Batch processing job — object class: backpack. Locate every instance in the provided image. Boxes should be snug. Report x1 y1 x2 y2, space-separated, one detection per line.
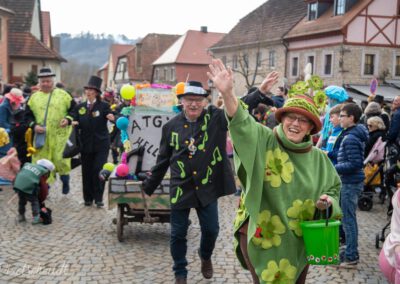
364 136 386 164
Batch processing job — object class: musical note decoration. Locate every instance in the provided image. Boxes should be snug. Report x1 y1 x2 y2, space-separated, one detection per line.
170 132 179 150
201 114 210 131
201 166 213 184
177 161 186 178
211 147 223 165
198 132 208 150
188 137 197 155
171 187 183 204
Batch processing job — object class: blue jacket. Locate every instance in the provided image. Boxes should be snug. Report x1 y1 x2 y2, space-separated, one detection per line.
335 124 369 184
0 98 13 130
324 125 343 165
271 95 285 108
387 108 400 144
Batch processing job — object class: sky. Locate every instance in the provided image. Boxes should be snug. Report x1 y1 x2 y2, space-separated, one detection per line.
40 0 268 38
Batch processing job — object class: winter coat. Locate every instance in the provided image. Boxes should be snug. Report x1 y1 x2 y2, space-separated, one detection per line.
387 108 400 144
365 129 386 158
335 124 369 184
272 95 285 108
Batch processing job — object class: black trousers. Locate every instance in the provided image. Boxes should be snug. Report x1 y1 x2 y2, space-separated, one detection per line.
81 150 109 203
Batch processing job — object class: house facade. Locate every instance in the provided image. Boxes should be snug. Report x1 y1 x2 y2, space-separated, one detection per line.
0 5 14 86
285 0 400 101
104 44 134 89
153 27 225 99
114 33 180 87
210 0 400 101
0 0 66 85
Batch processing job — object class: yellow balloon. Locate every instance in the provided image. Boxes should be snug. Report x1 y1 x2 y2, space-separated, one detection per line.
103 162 116 172
121 85 136 100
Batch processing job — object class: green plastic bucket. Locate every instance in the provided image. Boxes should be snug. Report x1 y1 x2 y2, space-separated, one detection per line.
300 219 341 265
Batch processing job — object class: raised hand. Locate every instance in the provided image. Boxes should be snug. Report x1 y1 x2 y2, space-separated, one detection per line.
259 71 279 94
207 59 234 96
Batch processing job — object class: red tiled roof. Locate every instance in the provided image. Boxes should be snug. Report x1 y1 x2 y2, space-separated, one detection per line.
211 0 307 49
285 0 373 39
9 32 66 62
125 33 180 81
0 0 34 32
176 30 225 64
41 11 52 48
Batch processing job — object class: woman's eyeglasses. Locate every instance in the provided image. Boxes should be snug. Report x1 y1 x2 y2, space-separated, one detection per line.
284 113 311 125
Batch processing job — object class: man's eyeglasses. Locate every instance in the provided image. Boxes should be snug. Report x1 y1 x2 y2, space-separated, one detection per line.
183 97 205 104
284 113 311 125
339 114 349 118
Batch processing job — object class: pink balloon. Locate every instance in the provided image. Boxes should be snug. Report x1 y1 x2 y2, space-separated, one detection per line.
116 164 129 177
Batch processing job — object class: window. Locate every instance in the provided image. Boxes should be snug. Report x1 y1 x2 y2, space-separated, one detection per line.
170 67 175 81
256 52 262 67
335 0 346 15
232 55 238 70
308 3 318 20
154 69 159 81
395 56 400 77
164 68 168 80
364 54 375 75
291 57 299 77
269 50 275 68
32 65 38 74
307 56 315 74
324 54 333 75
221 56 227 66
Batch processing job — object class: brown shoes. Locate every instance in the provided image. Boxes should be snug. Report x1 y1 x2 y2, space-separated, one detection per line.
175 276 187 284
198 250 213 279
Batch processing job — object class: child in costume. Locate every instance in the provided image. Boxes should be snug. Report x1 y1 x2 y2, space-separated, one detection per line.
14 159 54 224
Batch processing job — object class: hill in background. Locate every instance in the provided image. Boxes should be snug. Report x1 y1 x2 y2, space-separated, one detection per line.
57 32 138 92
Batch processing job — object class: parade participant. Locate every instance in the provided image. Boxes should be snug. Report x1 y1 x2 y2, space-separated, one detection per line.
142 78 276 284
25 67 76 194
207 58 341 284
72 76 114 207
316 85 348 148
14 159 54 224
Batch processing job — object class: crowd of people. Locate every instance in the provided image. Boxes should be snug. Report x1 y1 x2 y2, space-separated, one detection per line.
1 62 400 283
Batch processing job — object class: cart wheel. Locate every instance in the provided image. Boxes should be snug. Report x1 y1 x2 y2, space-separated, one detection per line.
358 197 373 211
376 233 380 249
117 204 125 242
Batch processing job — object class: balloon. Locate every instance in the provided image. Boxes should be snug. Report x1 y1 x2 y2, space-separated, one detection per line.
175 82 185 96
121 84 135 100
116 164 129 177
103 162 115 172
116 117 129 130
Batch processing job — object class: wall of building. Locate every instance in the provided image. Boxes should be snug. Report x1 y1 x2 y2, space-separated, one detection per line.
286 44 400 87
0 15 9 83
11 59 61 82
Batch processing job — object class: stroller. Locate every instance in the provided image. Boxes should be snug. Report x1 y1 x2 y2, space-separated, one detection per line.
375 143 400 248
358 136 387 211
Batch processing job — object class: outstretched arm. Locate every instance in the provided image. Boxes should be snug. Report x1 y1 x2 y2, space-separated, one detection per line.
207 59 238 117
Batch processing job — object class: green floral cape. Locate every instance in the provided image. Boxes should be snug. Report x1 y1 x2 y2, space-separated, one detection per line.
228 104 341 283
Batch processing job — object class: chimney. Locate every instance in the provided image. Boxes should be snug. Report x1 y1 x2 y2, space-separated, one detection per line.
200 26 208 33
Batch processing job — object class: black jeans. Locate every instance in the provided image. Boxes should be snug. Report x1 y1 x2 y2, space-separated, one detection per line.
18 191 39 217
170 200 219 278
81 150 109 203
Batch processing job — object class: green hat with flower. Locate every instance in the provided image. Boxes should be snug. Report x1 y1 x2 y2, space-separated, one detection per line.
275 64 327 135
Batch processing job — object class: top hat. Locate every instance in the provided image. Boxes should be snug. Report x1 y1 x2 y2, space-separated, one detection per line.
84 75 102 93
175 81 208 98
37 67 56 78
373 94 384 104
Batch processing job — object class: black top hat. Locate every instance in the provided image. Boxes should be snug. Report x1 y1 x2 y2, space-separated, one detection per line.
37 67 56 78
84 75 102 93
373 94 384 104
177 81 208 98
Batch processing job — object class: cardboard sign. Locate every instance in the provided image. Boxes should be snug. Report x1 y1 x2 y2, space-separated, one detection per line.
128 111 176 171
136 88 176 108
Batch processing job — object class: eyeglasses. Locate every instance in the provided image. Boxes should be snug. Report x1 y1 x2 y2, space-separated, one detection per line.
284 113 311 125
339 114 349 118
183 97 205 104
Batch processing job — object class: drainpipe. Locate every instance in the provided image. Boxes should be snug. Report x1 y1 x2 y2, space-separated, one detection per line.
281 39 289 85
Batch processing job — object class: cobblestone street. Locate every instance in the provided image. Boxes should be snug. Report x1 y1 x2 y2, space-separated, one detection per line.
0 167 391 283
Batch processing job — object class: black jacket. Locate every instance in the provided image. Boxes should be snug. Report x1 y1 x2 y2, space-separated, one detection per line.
72 100 112 153
143 90 273 209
